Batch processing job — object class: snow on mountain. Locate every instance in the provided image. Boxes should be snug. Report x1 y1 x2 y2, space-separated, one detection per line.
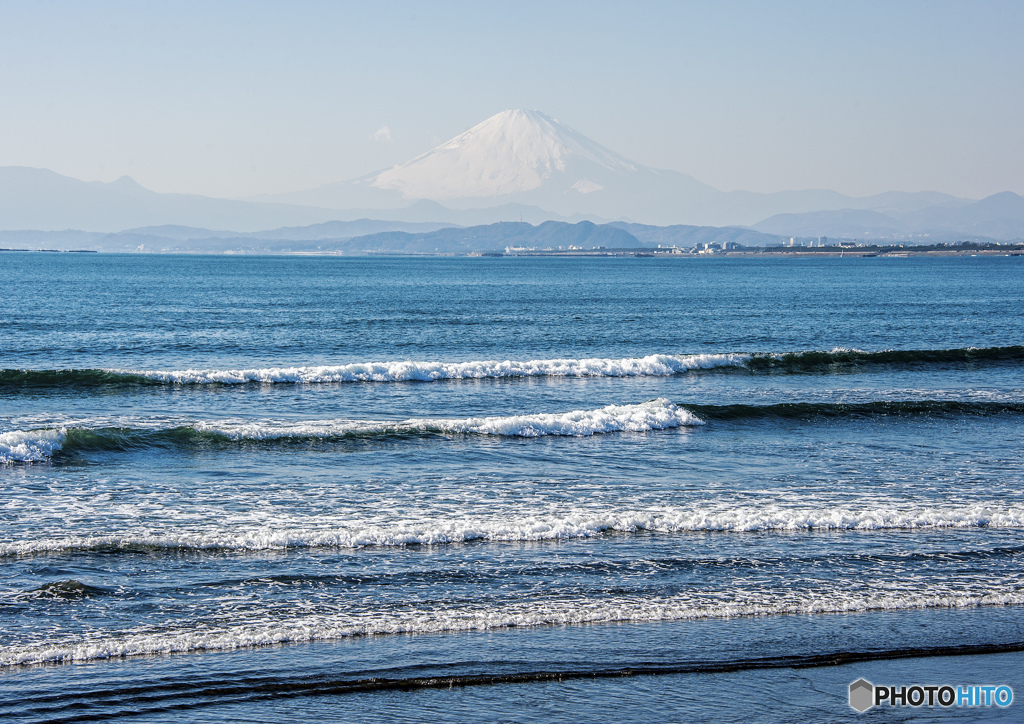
369 109 639 200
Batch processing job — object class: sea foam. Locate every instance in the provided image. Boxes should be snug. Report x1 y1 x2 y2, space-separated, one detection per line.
125 353 750 384
4 503 1022 556
110 345 1024 384
5 345 1021 389
201 398 700 439
4 587 1023 667
0 399 701 463
0 429 65 463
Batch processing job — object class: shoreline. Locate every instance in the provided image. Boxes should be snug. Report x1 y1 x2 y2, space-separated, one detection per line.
2 246 1022 258
500 248 1024 258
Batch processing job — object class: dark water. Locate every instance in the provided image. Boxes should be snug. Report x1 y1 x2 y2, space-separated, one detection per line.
1 253 1022 721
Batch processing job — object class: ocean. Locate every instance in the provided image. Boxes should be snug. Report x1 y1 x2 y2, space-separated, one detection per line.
1 252 1022 722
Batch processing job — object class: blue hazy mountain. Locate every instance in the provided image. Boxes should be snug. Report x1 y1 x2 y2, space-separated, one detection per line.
337 221 642 253
0 167 344 232
608 222 786 248
754 192 1024 241
1 219 644 254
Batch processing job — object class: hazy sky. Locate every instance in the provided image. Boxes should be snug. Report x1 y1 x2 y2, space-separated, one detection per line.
2 0 1022 200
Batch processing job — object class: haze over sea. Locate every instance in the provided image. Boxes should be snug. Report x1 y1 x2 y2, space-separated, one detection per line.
1 252 1023 721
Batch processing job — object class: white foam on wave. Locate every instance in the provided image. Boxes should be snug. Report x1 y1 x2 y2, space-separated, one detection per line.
203 398 701 439
4 502 1023 556
0 429 64 463
4 587 1023 667
124 353 751 384
0 400 701 465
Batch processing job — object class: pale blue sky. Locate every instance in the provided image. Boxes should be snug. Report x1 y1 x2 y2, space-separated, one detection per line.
1 0 1021 199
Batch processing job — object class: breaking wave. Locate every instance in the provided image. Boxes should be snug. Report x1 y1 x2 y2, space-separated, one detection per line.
4 503 1023 556
0 399 700 462
5 588 1024 667
2 345 1020 389
5 397 1021 464
0 429 65 463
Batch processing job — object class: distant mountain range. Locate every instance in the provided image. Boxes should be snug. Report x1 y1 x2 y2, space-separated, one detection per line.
342 221 641 254
753 191 1024 241
0 167 348 233
1 109 1023 240
0 219 456 253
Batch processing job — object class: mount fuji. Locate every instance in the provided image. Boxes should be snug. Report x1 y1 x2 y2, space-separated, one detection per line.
256 109 965 227
373 109 645 201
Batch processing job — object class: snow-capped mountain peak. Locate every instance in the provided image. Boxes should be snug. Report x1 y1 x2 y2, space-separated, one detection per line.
370 109 638 200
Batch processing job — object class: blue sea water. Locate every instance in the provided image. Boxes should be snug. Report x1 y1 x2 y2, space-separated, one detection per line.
1 253 1023 721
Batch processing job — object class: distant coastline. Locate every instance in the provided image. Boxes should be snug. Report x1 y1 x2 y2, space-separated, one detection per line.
497 242 1024 258
0 248 97 253
2 243 1022 258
